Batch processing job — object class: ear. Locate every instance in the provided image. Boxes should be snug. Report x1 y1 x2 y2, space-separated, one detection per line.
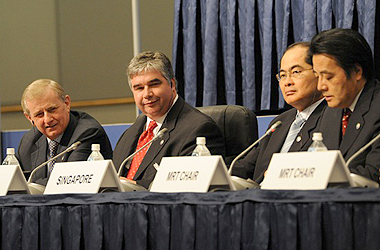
355 65 363 81
171 78 176 90
24 112 35 126
64 95 71 111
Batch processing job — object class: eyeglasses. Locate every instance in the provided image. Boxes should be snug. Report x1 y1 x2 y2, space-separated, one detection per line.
276 68 314 82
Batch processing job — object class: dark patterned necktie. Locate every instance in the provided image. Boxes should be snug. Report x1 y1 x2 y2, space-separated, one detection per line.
127 121 158 179
342 109 352 137
48 140 59 175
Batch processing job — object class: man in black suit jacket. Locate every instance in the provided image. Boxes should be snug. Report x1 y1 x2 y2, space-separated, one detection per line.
113 51 225 188
231 42 325 182
310 28 380 182
17 79 113 185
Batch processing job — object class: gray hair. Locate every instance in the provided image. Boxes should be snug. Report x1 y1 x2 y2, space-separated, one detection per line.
21 79 66 115
126 51 177 89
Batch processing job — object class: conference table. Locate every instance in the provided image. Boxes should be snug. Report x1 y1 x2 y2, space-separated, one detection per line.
1 188 380 250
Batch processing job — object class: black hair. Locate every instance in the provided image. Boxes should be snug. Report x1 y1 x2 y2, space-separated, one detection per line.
285 41 312 65
309 28 374 81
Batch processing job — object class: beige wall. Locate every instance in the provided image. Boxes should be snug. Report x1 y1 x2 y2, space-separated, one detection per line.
0 0 174 130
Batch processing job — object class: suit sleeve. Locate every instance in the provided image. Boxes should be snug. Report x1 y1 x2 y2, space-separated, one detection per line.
176 119 225 157
350 133 380 182
230 146 259 179
66 127 113 162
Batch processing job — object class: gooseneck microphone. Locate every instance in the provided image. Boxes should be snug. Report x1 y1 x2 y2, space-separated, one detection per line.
117 128 168 176
228 121 282 175
27 141 81 183
346 132 380 167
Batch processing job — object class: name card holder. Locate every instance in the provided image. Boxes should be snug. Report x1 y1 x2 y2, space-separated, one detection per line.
44 160 123 194
0 165 31 195
261 150 354 190
150 155 235 192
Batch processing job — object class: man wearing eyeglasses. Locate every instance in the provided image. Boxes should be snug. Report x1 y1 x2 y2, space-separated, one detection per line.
231 42 325 182
310 28 380 183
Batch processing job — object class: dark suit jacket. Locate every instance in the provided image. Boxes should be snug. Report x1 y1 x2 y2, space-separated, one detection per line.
112 96 226 188
16 110 113 185
318 79 380 182
231 100 327 182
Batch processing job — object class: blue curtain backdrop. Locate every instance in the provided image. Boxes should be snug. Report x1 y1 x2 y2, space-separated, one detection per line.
172 0 380 113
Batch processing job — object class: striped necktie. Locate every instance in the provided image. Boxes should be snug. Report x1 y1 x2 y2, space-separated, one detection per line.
280 114 305 153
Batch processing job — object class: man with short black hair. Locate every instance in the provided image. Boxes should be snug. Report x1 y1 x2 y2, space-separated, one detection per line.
232 42 325 182
310 28 380 183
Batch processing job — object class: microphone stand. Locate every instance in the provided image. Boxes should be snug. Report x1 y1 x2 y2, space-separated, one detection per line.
228 121 282 174
345 132 380 188
228 121 282 190
118 128 168 192
27 141 81 194
117 128 168 176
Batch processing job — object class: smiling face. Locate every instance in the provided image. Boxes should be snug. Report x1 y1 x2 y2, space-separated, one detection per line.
278 46 321 111
313 54 365 108
24 87 71 140
131 69 177 120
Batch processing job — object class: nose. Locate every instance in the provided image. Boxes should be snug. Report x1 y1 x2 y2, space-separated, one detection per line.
44 111 54 124
283 75 294 87
317 77 327 92
143 86 153 98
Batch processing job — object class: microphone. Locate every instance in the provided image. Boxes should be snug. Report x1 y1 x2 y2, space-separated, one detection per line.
117 128 168 176
346 132 380 167
27 141 81 184
228 121 282 175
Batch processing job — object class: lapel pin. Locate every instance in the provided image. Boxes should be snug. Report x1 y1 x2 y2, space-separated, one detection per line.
153 163 160 170
160 139 164 145
356 123 361 130
296 136 301 142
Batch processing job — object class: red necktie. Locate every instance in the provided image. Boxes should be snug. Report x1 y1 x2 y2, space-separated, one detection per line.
127 121 158 179
342 109 352 137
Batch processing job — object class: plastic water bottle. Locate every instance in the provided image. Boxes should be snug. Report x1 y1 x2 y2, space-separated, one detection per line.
2 148 21 166
308 132 328 152
87 144 104 161
191 137 211 156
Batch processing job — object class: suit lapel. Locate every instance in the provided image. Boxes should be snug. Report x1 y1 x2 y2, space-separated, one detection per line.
30 136 48 179
133 97 185 179
266 109 296 153
340 83 373 155
291 100 327 151
55 112 77 162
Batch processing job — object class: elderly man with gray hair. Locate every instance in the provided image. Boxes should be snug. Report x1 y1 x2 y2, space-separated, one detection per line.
17 79 113 185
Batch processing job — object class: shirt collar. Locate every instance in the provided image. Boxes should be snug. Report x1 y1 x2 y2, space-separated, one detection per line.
297 98 324 121
347 87 364 112
47 133 63 145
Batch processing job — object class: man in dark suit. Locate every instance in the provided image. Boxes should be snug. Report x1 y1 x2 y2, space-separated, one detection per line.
17 79 113 185
231 42 325 182
113 51 225 189
310 28 380 183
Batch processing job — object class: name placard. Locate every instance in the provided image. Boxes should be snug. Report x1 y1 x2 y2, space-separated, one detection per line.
0 165 30 195
44 160 123 194
150 155 235 192
261 150 353 190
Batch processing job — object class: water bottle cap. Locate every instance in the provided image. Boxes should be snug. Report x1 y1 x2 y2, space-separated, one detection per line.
91 144 100 151
6 148 15 155
196 137 206 145
312 132 323 141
